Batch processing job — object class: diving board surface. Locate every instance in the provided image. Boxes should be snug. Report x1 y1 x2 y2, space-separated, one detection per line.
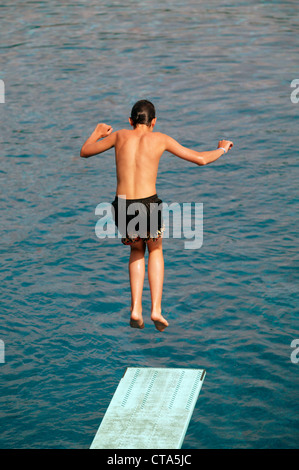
90 367 206 449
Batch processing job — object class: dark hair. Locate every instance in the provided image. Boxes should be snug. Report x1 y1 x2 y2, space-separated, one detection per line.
130 100 156 127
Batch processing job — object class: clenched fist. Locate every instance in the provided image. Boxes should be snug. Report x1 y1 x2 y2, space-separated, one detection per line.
94 123 113 139
218 140 234 153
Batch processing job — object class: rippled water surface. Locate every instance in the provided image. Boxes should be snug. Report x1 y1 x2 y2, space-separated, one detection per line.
1 0 298 449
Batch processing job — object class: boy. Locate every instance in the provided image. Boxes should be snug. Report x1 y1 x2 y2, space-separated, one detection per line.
80 100 233 332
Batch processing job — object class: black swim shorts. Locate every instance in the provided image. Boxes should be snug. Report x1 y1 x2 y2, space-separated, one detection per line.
111 194 165 245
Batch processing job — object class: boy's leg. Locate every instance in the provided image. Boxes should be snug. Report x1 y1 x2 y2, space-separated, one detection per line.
129 239 146 328
147 237 169 331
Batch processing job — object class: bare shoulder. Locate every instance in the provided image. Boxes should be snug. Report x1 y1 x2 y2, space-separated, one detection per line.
153 131 167 138
117 128 131 134
152 131 169 143
152 132 173 152
115 128 133 140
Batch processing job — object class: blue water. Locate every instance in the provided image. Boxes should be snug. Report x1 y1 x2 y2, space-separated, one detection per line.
0 0 298 449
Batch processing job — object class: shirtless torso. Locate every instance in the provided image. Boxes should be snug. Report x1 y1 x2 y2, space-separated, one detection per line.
113 127 165 198
80 120 233 200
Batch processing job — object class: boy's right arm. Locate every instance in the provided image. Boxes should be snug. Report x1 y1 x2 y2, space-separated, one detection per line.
80 123 116 158
164 135 233 166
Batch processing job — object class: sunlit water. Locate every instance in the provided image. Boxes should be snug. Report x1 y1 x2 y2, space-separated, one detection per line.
0 0 298 449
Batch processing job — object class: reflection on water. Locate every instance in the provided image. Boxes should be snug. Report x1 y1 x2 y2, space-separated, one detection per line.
0 0 298 449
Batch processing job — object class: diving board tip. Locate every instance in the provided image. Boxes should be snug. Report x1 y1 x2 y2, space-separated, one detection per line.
90 367 206 449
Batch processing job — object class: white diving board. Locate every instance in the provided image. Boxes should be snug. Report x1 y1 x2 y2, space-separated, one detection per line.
90 367 206 449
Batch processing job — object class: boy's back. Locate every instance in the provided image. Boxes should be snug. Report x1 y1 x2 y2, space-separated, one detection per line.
114 128 165 199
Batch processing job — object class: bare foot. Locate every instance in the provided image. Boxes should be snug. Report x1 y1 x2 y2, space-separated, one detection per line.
130 311 144 329
151 311 169 332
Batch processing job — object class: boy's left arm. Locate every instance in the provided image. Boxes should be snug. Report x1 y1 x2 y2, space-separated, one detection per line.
80 123 116 158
